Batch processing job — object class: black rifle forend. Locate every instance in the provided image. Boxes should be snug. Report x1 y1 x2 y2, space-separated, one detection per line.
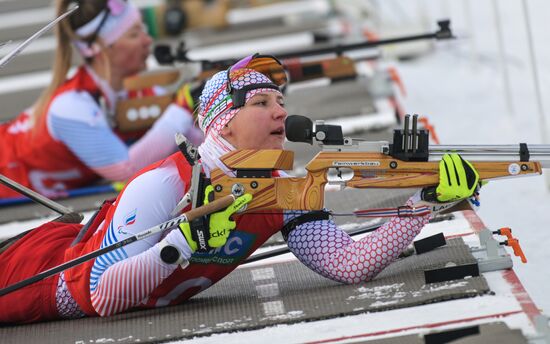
154 19 454 66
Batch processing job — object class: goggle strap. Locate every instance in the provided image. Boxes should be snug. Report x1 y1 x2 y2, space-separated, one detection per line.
230 83 280 109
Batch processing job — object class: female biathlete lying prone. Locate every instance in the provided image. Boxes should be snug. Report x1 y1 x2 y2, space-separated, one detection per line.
0 0 202 199
0 53 480 323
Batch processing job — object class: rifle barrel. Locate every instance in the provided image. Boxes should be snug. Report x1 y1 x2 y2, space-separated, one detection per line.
161 20 453 67
277 33 439 60
428 144 550 167
276 20 453 60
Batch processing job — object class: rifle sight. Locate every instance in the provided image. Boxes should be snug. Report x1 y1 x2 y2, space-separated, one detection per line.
389 114 430 162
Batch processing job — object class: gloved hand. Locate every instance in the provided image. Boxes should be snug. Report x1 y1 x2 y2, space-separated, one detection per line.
173 81 205 146
174 83 195 112
422 153 480 203
179 185 252 252
173 81 204 113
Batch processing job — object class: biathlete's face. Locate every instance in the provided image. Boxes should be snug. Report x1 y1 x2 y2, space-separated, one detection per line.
107 20 152 77
221 92 287 150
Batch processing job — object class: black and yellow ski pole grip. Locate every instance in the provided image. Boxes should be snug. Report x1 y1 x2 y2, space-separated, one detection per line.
0 194 235 298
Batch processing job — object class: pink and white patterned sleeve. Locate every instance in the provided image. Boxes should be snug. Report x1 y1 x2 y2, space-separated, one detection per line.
286 194 430 284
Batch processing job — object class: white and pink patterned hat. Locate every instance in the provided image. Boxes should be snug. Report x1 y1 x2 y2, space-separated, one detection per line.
197 67 282 138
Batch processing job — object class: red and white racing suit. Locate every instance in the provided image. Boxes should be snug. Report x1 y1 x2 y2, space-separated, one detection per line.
0 66 202 198
0 151 428 323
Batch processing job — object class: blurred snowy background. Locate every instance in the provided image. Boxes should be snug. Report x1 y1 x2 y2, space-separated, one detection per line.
386 0 550 315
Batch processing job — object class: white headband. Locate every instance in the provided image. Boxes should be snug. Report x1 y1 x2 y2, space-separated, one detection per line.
72 0 141 57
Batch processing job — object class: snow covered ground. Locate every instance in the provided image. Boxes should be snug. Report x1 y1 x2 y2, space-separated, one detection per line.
392 0 550 315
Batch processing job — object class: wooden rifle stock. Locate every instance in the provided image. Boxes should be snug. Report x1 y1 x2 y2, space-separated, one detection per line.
209 149 544 212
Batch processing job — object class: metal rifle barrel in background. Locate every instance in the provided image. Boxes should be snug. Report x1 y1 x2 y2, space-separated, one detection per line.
156 20 454 66
427 144 550 168
276 19 454 60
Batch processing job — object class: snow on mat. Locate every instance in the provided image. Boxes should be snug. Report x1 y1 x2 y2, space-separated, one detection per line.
0 238 488 344
354 322 527 344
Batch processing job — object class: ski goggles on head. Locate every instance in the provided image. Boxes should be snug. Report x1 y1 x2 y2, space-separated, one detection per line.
198 54 287 133
225 53 287 109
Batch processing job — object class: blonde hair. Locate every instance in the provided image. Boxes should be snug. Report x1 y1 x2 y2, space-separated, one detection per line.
33 0 108 128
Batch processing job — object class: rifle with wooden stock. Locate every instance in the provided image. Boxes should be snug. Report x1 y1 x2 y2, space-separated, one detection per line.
207 114 550 213
115 20 454 133
5 113 545 296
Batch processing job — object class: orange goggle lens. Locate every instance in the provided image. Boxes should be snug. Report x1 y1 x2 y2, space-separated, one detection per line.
229 55 287 87
244 56 287 86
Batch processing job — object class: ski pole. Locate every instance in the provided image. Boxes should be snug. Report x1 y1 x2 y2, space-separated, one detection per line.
0 174 76 217
0 5 80 220
0 4 78 69
0 194 235 297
